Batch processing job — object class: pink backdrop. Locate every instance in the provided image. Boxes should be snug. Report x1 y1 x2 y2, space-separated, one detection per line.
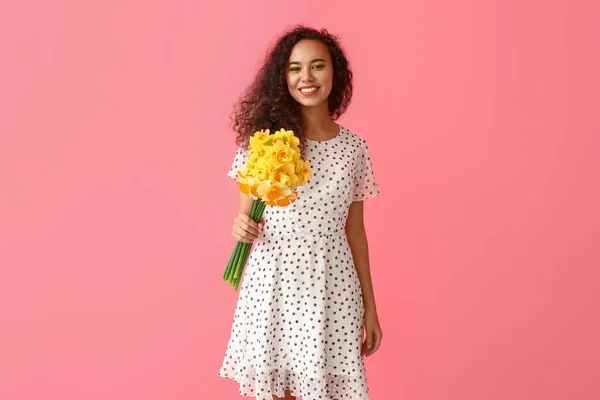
1 0 598 399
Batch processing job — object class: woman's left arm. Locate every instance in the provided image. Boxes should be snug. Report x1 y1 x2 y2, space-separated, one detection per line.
345 200 382 356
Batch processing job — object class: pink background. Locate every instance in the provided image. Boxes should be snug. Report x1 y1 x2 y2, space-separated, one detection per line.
1 0 599 399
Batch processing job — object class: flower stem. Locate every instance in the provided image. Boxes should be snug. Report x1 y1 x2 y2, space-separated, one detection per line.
223 198 267 290
234 242 250 279
225 241 242 283
223 241 238 280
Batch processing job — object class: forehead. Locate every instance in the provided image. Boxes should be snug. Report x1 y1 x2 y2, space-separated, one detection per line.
288 39 331 62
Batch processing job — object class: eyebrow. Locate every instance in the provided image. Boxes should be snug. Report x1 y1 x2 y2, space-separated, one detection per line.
288 58 327 65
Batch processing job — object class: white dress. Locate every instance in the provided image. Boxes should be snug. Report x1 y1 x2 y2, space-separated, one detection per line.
218 125 380 400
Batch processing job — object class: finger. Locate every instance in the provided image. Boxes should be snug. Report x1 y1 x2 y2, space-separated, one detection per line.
367 332 381 357
234 225 259 239
238 223 259 238
237 221 261 239
234 219 259 238
250 216 264 229
232 230 253 243
232 226 257 243
238 213 260 227
372 335 381 354
236 227 258 242
236 216 260 236
362 334 372 356
363 331 374 356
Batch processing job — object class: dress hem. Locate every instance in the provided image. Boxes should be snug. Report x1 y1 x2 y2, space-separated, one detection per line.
217 367 370 400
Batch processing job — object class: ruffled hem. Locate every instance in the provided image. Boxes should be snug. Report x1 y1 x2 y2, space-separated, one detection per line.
218 365 370 400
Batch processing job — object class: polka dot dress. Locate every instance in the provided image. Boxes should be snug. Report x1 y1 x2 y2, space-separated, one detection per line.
218 125 380 400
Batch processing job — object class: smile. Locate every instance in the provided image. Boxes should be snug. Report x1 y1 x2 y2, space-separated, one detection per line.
299 86 320 96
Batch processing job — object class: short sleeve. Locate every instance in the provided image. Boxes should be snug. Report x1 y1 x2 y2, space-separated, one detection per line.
353 140 380 201
226 145 249 180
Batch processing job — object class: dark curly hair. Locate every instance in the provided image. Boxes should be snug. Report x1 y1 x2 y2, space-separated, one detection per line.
230 24 353 154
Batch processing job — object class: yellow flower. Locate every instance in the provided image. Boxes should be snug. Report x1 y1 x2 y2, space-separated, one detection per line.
251 143 267 158
249 129 272 154
279 162 299 186
252 158 272 181
256 181 291 201
271 141 296 166
288 131 300 148
274 172 291 186
272 190 298 206
237 170 263 199
237 174 250 196
236 128 311 202
272 129 289 144
225 128 311 291
244 157 257 176
272 129 300 149
296 160 312 186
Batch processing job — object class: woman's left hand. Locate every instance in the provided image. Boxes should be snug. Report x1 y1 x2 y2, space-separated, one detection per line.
361 308 383 357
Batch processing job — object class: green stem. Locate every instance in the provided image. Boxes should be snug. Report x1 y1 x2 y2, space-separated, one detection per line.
223 241 238 280
224 198 268 290
234 242 250 279
225 241 242 283
249 197 257 218
234 199 266 280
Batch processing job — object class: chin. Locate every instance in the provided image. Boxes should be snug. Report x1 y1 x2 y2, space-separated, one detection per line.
295 96 327 108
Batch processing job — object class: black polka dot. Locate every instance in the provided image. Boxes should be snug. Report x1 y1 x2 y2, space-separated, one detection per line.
218 125 380 399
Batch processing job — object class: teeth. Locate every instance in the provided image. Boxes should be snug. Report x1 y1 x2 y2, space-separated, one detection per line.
301 87 317 93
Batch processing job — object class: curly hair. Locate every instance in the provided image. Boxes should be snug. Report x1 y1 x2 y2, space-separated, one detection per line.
230 24 353 154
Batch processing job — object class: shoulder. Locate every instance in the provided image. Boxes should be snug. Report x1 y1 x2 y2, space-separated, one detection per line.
339 125 369 151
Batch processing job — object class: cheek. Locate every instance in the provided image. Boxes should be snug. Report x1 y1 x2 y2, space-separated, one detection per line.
287 75 300 96
286 73 296 87
324 70 334 87
321 71 334 95
316 69 333 90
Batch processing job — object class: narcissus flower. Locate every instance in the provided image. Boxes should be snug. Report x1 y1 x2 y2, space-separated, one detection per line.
223 128 312 291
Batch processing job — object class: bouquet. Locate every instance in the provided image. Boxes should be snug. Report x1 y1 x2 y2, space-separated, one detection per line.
222 128 312 291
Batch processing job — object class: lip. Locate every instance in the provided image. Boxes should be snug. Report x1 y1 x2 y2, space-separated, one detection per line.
298 86 320 97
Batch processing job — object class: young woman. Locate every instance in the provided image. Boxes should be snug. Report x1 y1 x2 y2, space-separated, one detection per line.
219 25 383 400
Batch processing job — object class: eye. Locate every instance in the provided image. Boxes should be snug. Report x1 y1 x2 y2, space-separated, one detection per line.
312 64 325 69
289 66 301 72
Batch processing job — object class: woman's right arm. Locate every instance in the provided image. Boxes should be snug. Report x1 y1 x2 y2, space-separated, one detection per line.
231 192 264 243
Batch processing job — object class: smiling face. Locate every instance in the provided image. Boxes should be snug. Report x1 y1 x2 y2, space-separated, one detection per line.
286 39 334 109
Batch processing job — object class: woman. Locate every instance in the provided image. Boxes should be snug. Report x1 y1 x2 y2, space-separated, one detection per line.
219 25 383 400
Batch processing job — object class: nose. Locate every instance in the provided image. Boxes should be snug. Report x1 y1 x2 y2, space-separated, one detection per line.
301 67 314 82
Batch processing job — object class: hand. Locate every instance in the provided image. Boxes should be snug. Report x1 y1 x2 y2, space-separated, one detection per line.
361 308 382 357
231 212 264 243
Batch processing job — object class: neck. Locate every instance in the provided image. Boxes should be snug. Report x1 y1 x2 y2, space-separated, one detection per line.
300 102 335 134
